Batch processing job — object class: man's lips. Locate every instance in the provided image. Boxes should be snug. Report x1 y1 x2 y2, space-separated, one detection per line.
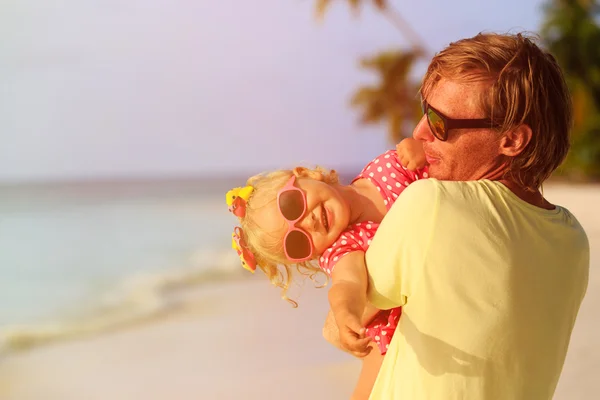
425 153 440 164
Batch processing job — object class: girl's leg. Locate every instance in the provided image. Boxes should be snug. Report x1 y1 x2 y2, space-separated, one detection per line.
350 347 384 400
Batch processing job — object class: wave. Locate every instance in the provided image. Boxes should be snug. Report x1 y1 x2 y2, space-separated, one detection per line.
0 249 245 354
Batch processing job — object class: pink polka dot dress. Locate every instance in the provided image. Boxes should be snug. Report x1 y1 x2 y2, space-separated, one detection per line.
319 149 429 354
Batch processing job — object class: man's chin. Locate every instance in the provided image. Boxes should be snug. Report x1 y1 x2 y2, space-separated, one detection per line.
426 164 443 180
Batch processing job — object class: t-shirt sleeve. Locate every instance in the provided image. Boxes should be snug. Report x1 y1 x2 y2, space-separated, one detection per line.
365 179 440 310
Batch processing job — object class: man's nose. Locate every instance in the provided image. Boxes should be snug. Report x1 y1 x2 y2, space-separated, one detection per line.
413 115 434 142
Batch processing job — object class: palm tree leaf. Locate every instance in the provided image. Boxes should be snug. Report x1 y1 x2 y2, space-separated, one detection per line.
310 0 428 141
315 0 331 20
372 0 387 10
350 49 421 139
350 87 381 105
360 103 387 123
541 0 600 179
348 0 362 10
387 112 404 141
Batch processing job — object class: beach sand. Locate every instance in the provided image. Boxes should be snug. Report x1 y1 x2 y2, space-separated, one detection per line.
0 278 362 400
0 184 598 400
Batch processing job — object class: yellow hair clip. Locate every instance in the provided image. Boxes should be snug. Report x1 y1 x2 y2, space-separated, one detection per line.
226 186 254 218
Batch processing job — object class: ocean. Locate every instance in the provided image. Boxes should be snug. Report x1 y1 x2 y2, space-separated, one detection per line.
0 177 252 350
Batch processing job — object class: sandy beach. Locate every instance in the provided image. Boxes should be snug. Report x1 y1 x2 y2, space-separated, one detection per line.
0 183 598 400
0 279 360 400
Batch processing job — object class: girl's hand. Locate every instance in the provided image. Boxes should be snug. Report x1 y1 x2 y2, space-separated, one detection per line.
396 138 427 171
336 311 373 358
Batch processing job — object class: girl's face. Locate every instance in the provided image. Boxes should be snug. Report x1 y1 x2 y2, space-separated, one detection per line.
252 176 351 260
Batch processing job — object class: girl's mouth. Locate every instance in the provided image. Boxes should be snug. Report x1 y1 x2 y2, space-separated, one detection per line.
321 204 329 232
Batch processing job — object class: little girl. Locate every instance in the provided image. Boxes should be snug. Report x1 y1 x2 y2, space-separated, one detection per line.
226 138 427 399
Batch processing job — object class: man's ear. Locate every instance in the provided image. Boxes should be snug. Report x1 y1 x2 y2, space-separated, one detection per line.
292 167 324 181
499 124 532 157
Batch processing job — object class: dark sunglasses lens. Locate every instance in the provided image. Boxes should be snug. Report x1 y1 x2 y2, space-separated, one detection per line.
285 230 311 259
278 189 305 221
427 108 446 140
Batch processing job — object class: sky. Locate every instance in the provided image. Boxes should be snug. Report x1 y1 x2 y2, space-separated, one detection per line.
0 0 545 183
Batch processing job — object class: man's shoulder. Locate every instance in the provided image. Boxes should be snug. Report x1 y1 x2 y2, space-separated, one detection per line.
384 178 442 223
393 178 471 205
393 179 502 215
396 177 440 199
409 179 498 200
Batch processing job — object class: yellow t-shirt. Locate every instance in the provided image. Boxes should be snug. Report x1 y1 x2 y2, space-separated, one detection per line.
366 179 589 400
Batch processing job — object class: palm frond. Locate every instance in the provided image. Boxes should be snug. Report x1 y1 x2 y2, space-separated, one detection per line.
315 0 389 19
351 50 421 141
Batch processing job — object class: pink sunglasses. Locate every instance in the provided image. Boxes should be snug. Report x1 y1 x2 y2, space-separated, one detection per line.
277 175 315 262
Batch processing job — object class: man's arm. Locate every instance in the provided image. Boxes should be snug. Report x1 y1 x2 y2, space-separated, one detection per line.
366 179 440 309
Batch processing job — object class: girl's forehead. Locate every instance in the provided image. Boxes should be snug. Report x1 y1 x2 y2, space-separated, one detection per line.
295 177 320 191
252 200 287 236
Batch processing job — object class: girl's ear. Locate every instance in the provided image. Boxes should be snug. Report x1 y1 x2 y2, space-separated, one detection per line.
292 167 324 181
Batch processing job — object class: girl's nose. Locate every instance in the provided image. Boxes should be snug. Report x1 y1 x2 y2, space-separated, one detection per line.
299 211 317 232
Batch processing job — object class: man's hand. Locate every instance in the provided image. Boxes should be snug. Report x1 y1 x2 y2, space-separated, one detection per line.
396 138 427 171
335 311 372 358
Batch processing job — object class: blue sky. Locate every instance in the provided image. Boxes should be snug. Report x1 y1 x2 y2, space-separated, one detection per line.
0 0 545 183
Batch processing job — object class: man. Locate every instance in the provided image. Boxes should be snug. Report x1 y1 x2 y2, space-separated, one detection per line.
333 32 590 399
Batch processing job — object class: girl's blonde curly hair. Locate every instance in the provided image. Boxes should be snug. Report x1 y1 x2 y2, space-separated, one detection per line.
236 165 340 307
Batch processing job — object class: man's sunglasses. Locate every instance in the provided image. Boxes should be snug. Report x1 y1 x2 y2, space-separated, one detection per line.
421 100 500 141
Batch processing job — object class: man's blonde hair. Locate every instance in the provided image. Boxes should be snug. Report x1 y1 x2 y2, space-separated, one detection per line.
239 166 339 306
421 32 573 190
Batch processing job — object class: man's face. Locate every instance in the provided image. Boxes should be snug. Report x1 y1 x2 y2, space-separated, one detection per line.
413 79 507 181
